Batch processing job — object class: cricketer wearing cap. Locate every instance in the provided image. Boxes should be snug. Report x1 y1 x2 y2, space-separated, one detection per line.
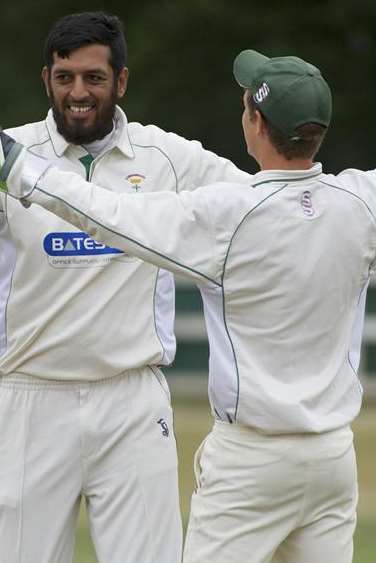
1 49 374 563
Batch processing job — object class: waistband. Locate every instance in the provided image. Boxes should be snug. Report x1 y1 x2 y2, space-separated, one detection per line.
0 368 149 391
213 419 353 440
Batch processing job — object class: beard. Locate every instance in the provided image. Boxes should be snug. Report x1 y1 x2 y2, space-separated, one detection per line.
50 86 118 145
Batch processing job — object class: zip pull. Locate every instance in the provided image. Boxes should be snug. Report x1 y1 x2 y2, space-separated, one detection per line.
79 154 94 181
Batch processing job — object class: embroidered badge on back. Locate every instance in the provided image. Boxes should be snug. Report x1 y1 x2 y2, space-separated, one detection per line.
300 191 315 217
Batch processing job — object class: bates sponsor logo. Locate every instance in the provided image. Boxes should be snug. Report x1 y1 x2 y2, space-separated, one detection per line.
44 232 122 256
43 232 129 269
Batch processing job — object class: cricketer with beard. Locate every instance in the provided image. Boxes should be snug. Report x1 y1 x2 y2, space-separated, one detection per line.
0 11 251 563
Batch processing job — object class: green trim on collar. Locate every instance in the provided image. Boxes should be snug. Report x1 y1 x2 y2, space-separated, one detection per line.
251 170 322 188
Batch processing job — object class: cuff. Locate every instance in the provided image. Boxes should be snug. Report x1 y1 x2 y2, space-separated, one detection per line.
7 149 51 199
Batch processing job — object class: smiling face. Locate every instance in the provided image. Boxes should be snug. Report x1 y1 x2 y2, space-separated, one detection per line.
42 44 128 144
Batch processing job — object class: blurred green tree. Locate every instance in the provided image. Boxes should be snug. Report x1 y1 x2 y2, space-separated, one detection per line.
1 0 376 173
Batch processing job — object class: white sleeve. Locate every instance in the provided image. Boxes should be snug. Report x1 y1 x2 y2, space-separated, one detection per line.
28 167 221 285
336 168 376 214
338 168 376 184
159 129 252 191
336 168 376 273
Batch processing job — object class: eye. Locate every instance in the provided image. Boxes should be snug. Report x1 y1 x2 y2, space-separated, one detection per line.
54 73 72 83
87 74 106 83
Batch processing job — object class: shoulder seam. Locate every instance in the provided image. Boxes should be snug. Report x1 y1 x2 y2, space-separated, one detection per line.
21 121 61 158
319 179 376 224
27 137 51 151
221 183 288 284
131 142 178 193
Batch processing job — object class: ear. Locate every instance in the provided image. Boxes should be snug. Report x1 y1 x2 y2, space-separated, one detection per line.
116 67 129 99
41 66 51 97
254 110 267 136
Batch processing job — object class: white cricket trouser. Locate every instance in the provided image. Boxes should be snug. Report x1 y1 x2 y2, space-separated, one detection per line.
0 367 182 563
183 420 357 563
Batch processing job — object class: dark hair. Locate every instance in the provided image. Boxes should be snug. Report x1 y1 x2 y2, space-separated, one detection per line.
44 11 127 77
245 91 327 160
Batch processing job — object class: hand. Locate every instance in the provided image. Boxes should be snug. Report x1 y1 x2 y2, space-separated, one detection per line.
0 130 50 200
0 130 24 194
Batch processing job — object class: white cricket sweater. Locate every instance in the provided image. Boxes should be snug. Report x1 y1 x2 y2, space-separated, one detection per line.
0 107 251 380
19 162 376 433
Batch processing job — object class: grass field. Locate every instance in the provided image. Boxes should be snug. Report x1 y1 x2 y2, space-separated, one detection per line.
73 400 376 563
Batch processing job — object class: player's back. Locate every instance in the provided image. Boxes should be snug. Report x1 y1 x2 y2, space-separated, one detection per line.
205 165 376 434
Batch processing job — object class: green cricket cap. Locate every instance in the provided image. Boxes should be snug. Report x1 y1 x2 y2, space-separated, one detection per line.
233 49 332 138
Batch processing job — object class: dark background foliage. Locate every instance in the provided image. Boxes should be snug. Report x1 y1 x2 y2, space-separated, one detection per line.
1 0 376 174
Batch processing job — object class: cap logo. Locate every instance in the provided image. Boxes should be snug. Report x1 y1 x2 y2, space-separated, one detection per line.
253 82 270 104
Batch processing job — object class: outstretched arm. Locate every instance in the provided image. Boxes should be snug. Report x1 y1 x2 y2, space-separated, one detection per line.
0 132 221 286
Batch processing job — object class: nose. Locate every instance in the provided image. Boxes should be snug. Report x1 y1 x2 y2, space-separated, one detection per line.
70 76 89 100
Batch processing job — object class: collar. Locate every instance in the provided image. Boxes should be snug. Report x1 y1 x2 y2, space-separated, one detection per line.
45 105 135 159
251 163 323 188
